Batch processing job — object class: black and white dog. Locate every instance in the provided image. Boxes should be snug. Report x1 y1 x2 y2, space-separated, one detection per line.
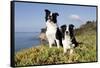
45 9 62 48
60 24 78 54
44 9 78 54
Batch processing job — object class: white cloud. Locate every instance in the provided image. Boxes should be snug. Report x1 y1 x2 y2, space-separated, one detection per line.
69 14 81 21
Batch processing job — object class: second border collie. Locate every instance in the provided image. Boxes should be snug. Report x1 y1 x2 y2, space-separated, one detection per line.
45 9 62 48
61 24 78 54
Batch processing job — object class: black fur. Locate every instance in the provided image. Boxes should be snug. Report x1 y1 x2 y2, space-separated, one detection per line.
45 9 51 22
45 9 59 23
69 24 74 39
71 37 78 47
60 24 67 40
56 28 63 46
52 13 59 23
69 24 78 47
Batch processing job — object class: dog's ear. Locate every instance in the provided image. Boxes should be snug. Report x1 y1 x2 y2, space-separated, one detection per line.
69 24 74 28
55 13 59 16
45 9 51 13
72 24 74 27
61 24 66 28
45 9 51 22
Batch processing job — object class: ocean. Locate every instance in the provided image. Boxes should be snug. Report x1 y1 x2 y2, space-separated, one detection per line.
15 32 40 52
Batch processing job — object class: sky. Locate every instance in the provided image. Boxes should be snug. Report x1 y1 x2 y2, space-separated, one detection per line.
15 2 97 32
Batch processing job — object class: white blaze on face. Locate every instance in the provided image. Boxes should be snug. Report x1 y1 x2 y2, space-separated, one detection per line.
65 26 70 41
66 26 69 32
65 26 69 35
48 12 53 22
50 12 52 16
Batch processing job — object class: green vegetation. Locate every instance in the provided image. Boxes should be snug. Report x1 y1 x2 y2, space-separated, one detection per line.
15 21 97 66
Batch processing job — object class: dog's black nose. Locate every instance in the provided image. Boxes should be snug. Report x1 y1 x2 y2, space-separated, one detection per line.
66 31 68 34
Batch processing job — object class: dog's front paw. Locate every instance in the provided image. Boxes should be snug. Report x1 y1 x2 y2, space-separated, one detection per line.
69 49 73 55
49 45 52 48
57 46 60 48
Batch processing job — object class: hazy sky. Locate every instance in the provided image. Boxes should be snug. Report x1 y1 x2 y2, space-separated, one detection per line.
15 2 96 32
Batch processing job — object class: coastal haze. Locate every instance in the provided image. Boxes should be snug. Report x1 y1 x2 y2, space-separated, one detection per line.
15 32 40 51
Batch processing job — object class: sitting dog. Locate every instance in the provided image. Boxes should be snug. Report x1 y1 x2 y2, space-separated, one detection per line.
45 9 62 48
60 24 78 54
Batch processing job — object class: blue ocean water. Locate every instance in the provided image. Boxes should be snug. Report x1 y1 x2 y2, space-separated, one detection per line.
15 32 40 52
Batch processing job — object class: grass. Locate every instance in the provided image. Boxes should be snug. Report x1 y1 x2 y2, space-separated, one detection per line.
15 21 97 66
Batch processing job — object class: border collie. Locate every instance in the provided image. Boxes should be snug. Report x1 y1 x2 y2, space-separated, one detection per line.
60 24 78 54
45 9 62 48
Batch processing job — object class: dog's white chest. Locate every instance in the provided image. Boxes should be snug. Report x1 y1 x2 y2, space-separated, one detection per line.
62 35 71 49
46 21 57 34
46 21 58 48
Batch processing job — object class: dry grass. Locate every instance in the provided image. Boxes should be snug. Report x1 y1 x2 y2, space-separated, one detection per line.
15 21 97 66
